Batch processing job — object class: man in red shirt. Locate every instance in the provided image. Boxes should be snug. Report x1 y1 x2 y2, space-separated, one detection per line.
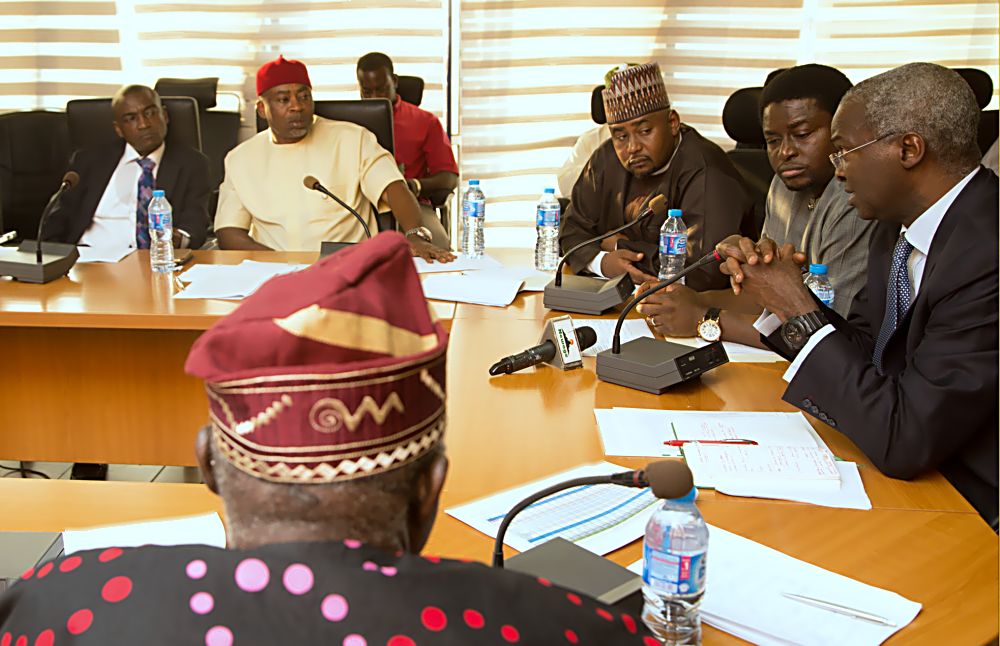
357 52 457 248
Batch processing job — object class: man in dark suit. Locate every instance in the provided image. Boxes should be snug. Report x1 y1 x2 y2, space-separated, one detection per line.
43 84 209 250
717 62 998 524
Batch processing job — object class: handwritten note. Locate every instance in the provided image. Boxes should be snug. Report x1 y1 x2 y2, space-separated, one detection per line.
684 444 841 490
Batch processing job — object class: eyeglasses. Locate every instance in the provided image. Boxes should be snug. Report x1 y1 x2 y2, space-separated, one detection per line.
828 133 897 170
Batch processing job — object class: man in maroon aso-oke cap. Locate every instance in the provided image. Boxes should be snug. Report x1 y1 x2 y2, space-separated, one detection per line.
0 233 654 645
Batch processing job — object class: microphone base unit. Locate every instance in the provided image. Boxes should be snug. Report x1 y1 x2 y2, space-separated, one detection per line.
596 337 729 394
0 241 79 284
542 273 634 315
319 241 357 258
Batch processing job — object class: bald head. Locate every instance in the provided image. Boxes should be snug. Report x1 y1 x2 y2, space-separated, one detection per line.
844 62 981 174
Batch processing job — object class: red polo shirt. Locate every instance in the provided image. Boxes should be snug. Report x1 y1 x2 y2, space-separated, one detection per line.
392 97 458 180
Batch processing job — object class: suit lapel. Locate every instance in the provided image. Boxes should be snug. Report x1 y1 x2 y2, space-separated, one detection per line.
155 143 178 193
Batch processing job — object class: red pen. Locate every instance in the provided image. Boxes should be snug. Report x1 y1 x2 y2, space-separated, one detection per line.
664 439 759 447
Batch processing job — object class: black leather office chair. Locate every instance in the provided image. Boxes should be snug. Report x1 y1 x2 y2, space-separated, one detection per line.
591 85 607 125
154 78 240 219
66 96 203 154
722 86 772 238
0 111 70 240
954 68 997 156
256 99 396 232
396 75 425 106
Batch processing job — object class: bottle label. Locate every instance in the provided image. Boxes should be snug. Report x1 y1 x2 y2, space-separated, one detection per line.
642 544 706 596
463 200 485 219
148 210 172 232
536 207 560 227
659 233 687 256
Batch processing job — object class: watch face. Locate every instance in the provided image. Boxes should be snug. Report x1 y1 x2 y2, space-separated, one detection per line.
781 319 807 349
697 319 721 342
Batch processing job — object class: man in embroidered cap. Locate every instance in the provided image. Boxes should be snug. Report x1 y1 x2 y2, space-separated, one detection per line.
559 62 756 290
0 233 653 645
215 55 455 263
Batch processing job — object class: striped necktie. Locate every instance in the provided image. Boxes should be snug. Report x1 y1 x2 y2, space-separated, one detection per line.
135 157 156 249
872 233 914 374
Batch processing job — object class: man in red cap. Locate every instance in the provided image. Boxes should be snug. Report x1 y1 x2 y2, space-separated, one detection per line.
215 55 455 263
0 233 653 645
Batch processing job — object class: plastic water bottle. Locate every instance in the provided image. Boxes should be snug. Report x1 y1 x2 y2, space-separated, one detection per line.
658 208 687 281
461 179 485 258
534 188 560 271
641 487 709 645
147 189 175 273
804 263 834 307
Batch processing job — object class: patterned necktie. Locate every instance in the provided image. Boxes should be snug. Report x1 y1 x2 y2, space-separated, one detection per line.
872 234 915 374
135 157 156 249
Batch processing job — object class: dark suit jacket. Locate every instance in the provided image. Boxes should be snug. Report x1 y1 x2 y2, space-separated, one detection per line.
558 124 756 291
43 140 210 248
765 168 998 523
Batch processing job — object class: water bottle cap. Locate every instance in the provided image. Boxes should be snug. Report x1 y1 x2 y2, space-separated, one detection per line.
669 487 698 503
667 208 682 218
152 189 165 197
468 180 480 186
809 263 828 275
543 188 555 194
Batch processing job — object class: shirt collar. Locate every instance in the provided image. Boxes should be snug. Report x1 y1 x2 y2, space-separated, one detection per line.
651 130 683 177
125 141 165 167
902 167 979 255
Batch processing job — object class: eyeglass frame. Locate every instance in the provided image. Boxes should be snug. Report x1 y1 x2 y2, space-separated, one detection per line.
828 132 898 171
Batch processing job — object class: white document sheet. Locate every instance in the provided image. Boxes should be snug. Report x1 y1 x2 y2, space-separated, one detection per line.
574 318 655 357
421 269 525 306
685 444 841 490
594 410 827 459
663 335 783 363
715 461 872 510
62 513 226 555
446 462 659 556
76 246 135 264
413 253 502 274
630 524 921 645
175 260 307 300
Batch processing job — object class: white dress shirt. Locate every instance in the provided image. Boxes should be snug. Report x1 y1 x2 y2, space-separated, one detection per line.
753 168 980 382
78 142 165 250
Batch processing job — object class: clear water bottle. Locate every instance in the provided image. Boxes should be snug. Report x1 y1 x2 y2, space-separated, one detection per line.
804 263 834 307
534 188 560 271
147 189 175 273
461 179 485 258
658 208 687 281
641 487 709 645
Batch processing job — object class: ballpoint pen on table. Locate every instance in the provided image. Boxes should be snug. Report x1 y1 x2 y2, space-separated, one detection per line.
781 592 897 627
663 439 759 447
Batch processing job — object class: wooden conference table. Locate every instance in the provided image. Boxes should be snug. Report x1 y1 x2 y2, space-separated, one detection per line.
0 248 995 644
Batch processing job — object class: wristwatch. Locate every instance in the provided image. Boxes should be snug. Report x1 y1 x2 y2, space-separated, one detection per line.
697 308 722 342
780 310 829 351
404 226 433 243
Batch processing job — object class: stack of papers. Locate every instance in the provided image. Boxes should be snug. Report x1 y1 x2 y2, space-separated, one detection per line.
593 410 871 509
447 463 658 556
413 253 503 274
421 268 540 306
62 513 226 555
76 245 135 264
629 525 921 645
175 260 308 300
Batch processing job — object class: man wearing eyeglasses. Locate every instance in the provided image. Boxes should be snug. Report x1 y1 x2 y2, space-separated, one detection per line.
716 62 998 525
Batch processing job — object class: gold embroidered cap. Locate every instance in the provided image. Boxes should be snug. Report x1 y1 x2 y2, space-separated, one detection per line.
602 62 671 125
184 232 447 484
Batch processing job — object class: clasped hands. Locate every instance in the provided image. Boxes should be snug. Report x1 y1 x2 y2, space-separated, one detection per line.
714 235 817 322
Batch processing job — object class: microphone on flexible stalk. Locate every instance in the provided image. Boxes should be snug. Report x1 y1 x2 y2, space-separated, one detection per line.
0 171 81 284
303 175 372 239
492 460 694 568
36 171 79 263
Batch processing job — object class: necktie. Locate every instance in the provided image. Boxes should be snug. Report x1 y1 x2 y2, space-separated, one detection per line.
135 157 156 249
872 234 914 374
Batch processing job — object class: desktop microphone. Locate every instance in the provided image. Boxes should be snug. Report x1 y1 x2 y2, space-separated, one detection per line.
492 460 694 568
489 325 597 376
36 171 79 263
543 194 668 315
595 248 730 394
303 175 372 239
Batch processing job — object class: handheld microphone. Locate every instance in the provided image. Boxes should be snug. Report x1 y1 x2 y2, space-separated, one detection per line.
303 175 372 239
595 247 729 394
489 325 597 376
36 171 79 263
492 460 694 567
553 194 668 288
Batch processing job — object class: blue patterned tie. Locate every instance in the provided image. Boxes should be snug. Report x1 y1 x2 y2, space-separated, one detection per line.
872 234 914 374
135 157 156 249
